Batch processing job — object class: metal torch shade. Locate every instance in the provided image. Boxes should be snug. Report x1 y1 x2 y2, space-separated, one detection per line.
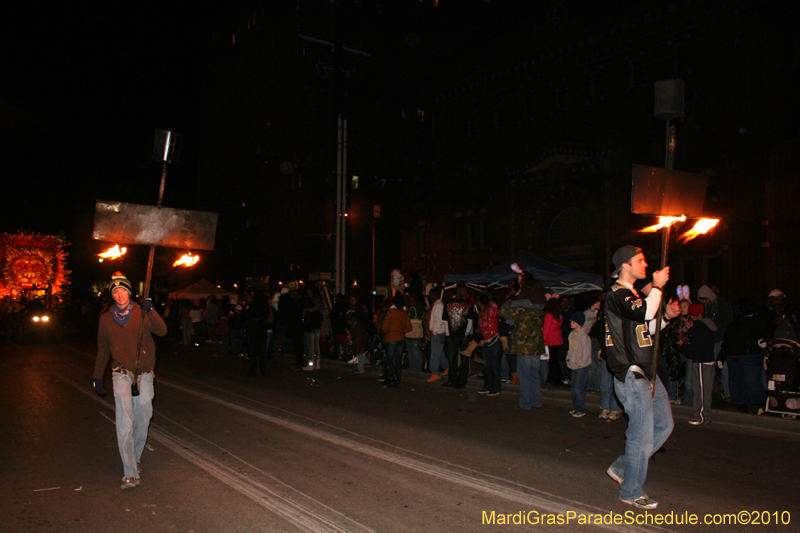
631 164 709 217
92 200 218 251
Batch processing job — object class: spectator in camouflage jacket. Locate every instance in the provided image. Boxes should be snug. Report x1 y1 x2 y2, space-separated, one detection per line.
500 299 546 409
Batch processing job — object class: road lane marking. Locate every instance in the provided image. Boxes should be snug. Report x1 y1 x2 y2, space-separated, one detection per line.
159 378 672 533
59 374 377 533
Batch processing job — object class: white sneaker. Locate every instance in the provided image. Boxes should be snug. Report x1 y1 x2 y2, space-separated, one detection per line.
347 357 358 364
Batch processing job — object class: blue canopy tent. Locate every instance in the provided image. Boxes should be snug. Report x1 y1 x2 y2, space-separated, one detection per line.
443 250 603 296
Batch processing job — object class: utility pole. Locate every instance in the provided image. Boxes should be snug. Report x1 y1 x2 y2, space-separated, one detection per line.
297 33 370 295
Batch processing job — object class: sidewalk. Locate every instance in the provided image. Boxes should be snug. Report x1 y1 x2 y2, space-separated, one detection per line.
166 339 800 435
299 352 800 435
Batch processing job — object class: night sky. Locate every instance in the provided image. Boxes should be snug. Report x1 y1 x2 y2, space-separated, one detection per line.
2 3 217 292
2 3 209 228
1 1 638 293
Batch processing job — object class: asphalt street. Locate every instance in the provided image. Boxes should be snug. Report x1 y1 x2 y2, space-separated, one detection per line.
2 335 799 533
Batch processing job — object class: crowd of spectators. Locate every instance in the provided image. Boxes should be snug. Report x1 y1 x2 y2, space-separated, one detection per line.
153 278 799 420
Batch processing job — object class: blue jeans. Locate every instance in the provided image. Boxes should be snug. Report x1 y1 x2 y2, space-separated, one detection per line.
482 338 503 393
405 338 423 372
609 370 674 501
182 319 193 345
587 351 602 390
570 366 589 414
728 354 767 406
304 329 321 358
113 371 154 479
517 355 543 409
429 334 449 376
539 351 550 386
385 340 404 381
356 351 368 372
600 362 620 412
502 352 517 380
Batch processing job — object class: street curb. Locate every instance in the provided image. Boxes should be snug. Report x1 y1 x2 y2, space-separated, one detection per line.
191 342 800 435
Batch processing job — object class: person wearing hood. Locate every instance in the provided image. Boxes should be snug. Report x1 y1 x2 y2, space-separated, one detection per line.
697 284 733 401
683 303 718 425
566 311 593 417
767 289 799 341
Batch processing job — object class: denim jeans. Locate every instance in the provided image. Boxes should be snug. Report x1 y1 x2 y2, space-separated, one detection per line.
539 353 549 387
113 371 154 479
600 362 620 412
517 355 543 409
482 338 503 393
182 319 193 345
587 350 602 390
570 366 589 414
385 340 404 381
502 353 517 380
405 338 423 372
304 329 321 358
728 354 767 406
609 370 674 501
429 334 449 376
356 351 368 372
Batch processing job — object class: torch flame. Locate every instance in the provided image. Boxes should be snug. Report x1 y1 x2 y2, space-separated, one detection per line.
98 244 127 261
639 215 686 233
173 253 200 267
678 218 719 242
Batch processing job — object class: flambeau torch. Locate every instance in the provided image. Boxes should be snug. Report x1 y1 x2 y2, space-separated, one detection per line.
98 244 127 262
629 79 722 393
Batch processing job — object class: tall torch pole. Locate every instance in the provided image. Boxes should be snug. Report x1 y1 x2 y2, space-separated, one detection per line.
650 80 684 393
143 129 181 298
650 122 675 392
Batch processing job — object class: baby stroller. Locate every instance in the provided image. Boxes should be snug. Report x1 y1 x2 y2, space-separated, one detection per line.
764 338 800 419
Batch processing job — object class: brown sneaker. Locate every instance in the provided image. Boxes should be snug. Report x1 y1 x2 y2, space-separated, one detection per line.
121 476 140 490
426 374 441 383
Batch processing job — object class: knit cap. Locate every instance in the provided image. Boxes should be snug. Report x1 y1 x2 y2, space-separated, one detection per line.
110 271 132 295
571 312 586 327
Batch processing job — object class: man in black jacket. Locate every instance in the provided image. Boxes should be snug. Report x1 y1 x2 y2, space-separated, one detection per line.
604 246 679 510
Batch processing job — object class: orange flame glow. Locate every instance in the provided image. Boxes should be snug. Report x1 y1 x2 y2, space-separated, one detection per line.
98 244 127 261
639 216 686 233
173 253 200 267
678 218 719 242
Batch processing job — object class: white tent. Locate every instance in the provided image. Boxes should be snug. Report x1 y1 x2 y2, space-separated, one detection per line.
168 279 238 304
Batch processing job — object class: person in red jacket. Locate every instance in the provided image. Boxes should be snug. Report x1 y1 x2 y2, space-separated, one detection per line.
476 293 503 396
542 297 563 387
93 272 167 490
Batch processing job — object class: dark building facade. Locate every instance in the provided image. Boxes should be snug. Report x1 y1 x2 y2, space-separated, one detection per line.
403 0 799 303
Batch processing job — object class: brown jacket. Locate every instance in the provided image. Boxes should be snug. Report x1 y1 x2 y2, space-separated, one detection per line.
380 307 412 343
94 303 168 379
